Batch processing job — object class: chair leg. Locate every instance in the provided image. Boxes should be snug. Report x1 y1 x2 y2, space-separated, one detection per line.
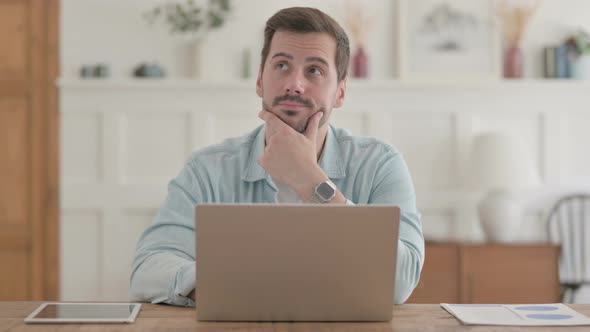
571 289 577 304
563 288 572 303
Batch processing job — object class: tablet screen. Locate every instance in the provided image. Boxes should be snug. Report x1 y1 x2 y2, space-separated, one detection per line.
25 303 142 323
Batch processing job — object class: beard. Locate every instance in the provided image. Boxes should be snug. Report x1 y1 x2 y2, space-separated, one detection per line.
262 95 327 133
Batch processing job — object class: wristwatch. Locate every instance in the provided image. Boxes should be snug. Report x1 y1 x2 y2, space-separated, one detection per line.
312 180 337 203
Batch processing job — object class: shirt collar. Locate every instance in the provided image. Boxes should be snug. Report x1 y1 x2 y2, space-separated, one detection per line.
241 124 346 182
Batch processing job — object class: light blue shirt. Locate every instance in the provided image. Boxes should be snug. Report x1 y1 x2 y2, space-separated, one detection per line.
130 125 424 306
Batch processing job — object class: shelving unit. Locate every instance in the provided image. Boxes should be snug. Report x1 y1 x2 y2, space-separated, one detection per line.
58 77 590 90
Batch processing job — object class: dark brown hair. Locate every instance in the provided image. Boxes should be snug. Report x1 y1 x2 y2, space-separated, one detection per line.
260 7 350 82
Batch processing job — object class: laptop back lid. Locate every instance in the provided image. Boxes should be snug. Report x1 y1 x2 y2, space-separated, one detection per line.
196 204 400 322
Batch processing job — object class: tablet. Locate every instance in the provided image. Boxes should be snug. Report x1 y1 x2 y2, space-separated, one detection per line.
24 302 142 324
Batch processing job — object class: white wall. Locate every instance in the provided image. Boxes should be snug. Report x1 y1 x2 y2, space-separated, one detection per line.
61 0 590 80
61 0 396 79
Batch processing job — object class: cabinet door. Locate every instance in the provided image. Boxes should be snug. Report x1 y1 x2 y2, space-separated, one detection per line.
407 244 460 303
0 0 59 300
461 245 560 303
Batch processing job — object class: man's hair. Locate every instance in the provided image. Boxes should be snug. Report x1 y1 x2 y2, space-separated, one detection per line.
261 7 350 82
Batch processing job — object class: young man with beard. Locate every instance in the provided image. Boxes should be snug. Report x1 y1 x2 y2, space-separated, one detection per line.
130 6 424 307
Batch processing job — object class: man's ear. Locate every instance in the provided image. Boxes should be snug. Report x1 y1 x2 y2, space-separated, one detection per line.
333 77 347 108
256 66 263 98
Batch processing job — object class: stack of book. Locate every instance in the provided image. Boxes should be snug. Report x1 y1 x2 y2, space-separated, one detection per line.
544 31 590 79
543 45 571 79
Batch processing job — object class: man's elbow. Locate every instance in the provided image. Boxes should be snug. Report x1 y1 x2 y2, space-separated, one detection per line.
393 242 424 304
128 268 146 302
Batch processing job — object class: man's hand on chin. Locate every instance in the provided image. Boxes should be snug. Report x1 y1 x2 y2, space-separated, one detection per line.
258 110 329 201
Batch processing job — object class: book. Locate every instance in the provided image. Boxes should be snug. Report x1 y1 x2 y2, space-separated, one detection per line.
543 46 557 78
556 44 570 78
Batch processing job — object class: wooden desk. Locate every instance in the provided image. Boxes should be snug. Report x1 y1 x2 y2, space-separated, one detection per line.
1 302 589 331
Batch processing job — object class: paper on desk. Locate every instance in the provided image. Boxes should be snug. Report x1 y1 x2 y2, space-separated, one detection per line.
441 303 590 326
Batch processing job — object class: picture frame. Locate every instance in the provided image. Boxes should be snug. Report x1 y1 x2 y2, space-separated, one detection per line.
396 0 501 81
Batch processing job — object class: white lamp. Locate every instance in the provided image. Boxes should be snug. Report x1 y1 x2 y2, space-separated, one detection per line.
468 132 540 242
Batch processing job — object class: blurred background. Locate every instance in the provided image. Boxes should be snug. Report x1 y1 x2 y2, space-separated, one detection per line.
2 0 590 304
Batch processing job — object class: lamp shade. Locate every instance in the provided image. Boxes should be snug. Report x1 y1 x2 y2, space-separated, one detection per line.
468 132 540 190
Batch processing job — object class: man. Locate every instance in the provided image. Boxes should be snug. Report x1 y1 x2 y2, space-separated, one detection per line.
130 7 424 307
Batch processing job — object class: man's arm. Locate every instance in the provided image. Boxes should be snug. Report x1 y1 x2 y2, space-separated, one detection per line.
368 147 425 304
129 159 208 307
258 110 423 303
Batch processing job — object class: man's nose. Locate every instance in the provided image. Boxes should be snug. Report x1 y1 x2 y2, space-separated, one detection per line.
284 71 305 95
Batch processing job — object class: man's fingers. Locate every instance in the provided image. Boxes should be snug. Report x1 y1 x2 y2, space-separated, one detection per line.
259 110 285 127
258 110 271 121
259 110 293 136
304 111 324 140
259 110 277 136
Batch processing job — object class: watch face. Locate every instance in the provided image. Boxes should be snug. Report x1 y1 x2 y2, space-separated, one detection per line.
317 182 336 200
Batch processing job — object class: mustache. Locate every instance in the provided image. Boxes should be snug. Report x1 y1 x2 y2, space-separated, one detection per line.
272 95 313 108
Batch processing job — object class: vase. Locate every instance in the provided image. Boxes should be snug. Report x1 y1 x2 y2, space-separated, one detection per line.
571 55 590 80
504 44 523 79
353 46 368 78
478 190 523 242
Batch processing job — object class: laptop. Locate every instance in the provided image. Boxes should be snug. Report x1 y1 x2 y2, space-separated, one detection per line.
195 204 400 322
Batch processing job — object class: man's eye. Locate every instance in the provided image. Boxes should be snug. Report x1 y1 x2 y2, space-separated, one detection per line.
308 67 323 76
275 63 288 70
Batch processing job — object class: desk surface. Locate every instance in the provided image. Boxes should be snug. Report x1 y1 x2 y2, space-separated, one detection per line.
1 302 590 331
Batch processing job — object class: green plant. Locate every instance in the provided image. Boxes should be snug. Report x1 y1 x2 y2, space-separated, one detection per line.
573 31 590 55
144 0 231 34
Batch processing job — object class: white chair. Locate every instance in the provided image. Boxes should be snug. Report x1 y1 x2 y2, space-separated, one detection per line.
546 194 590 303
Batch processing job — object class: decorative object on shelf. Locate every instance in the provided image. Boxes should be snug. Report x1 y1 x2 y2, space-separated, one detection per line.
345 1 373 79
396 0 500 81
543 44 570 79
496 0 541 79
144 0 232 78
80 65 94 78
542 46 557 78
133 63 166 78
571 55 590 79
555 43 571 78
504 43 523 78
567 30 590 79
94 64 111 78
468 132 540 243
79 64 110 79
352 46 368 78
543 32 588 79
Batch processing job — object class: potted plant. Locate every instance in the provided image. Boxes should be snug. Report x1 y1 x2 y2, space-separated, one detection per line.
569 30 590 79
144 0 232 77
496 0 541 79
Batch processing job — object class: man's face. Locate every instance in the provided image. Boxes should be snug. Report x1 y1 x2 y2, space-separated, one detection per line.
256 31 346 133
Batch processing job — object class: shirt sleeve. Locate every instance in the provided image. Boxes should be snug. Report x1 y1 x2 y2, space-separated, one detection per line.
129 159 209 307
368 146 425 304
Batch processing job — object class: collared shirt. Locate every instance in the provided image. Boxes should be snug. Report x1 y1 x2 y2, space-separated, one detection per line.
130 125 424 306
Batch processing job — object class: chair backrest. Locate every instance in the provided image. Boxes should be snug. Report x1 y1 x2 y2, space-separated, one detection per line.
546 194 590 285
